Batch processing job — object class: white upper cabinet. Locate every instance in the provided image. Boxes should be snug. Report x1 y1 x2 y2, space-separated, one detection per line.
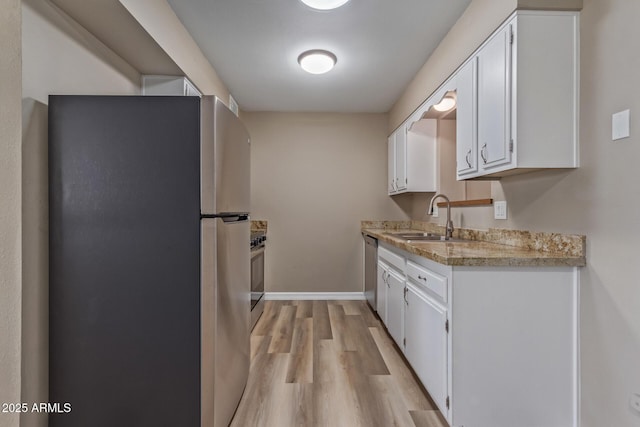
142 75 202 97
477 24 512 172
388 126 408 194
390 10 579 188
455 57 478 177
458 11 579 179
388 134 396 194
387 120 437 195
395 124 407 192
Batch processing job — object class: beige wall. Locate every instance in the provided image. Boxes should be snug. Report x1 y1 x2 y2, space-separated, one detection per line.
22 0 139 104
244 112 408 294
19 2 140 426
0 1 22 427
394 0 640 425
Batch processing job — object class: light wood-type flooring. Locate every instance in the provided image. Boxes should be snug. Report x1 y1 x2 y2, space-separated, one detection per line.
231 300 448 427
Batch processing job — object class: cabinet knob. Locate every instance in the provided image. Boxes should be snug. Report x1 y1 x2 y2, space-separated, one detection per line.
480 143 488 164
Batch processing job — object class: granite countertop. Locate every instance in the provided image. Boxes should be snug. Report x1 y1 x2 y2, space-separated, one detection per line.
362 221 586 267
251 220 267 233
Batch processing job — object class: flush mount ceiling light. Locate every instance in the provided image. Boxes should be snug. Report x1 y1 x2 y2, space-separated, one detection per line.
297 50 337 75
299 0 350 10
432 95 456 112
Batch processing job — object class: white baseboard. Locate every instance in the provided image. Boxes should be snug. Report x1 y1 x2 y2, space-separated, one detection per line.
264 292 366 301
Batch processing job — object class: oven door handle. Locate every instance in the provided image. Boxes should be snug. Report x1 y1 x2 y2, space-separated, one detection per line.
251 246 265 258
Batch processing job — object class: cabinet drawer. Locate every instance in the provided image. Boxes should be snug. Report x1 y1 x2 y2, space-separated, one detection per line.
379 245 405 274
407 260 447 302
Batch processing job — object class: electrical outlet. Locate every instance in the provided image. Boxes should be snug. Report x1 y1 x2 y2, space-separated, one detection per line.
431 204 439 218
630 393 640 416
494 201 507 220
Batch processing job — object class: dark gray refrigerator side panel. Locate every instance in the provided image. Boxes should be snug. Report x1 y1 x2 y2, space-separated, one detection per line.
49 96 201 427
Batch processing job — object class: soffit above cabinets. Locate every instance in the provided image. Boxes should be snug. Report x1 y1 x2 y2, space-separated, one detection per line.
50 0 182 76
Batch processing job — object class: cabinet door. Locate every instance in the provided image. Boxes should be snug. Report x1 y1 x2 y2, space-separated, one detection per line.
386 270 405 348
388 135 396 194
456 57 478 177
477 25 512 171
395 126 407 191
405 283 448 415
376 262 388 324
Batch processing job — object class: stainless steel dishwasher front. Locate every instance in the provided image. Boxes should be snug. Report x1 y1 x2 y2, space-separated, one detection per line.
363 233 378 311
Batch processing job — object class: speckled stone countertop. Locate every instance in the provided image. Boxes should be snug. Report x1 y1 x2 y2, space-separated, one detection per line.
361 221 586 267
251 220 267 233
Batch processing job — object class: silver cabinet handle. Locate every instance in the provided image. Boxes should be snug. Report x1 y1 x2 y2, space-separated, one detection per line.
404 286 408 304
417 275 427 282
480 143 488 164
465 149 472 168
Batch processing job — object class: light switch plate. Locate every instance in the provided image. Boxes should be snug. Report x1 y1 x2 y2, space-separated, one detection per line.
612 109 630 140
431 204 439 218
494 201 507 220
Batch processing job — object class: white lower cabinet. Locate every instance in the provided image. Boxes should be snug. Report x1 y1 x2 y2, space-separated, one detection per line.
376 242 579 427
385 270 405 348
405 282 448 415
376 261 388 325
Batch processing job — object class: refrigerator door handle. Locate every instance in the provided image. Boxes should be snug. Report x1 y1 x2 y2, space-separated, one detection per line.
221 214 249 223
206 213 249 223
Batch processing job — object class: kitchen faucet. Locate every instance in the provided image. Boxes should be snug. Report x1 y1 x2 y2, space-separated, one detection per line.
428 194 454 239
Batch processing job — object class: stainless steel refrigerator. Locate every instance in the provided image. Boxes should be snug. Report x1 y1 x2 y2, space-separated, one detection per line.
48 95 250 427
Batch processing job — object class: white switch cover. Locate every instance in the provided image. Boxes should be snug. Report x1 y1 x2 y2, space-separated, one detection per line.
431 204 439 218
612 109 630 141
494 201 507 220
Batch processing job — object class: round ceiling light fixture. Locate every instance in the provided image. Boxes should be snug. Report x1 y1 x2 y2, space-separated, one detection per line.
297 50 337 75
299 0 350 10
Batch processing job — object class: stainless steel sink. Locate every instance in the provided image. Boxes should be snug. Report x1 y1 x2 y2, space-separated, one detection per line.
384 231 469 243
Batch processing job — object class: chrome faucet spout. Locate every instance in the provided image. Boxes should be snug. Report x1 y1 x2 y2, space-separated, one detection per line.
428 193 454 239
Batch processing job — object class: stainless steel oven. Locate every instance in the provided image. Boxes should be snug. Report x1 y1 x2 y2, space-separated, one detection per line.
250 232 266 330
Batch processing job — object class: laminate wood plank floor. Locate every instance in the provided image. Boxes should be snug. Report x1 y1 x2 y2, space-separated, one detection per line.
231 300 448 427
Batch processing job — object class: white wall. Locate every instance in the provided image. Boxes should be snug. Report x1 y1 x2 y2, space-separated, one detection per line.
244 112 408 294
19 1 139 426
392 0 640 425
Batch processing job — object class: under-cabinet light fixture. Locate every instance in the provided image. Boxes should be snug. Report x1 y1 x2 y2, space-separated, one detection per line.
433 95 456 112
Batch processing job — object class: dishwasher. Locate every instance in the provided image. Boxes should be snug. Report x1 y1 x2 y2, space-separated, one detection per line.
363 233 378 311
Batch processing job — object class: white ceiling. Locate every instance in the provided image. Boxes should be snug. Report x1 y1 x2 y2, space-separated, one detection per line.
165 0 472 113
